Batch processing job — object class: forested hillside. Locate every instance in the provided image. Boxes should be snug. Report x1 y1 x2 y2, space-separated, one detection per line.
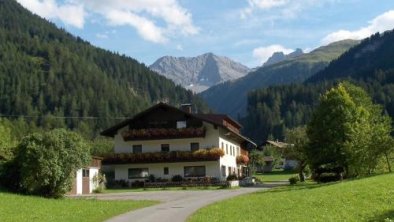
200 40 357 117
242 29 394 144
0 0 207 137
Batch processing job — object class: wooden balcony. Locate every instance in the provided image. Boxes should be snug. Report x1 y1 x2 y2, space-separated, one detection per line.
103 148 224 165
122 127 206 141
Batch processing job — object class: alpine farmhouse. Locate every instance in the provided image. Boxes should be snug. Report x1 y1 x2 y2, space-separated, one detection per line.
101 103 256 184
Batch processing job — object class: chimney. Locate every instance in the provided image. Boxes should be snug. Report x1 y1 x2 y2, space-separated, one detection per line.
180 103 192 113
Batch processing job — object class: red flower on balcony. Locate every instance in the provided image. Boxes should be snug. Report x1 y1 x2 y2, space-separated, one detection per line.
236 154 249 165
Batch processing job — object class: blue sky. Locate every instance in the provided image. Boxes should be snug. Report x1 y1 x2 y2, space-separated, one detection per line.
17 0 394 67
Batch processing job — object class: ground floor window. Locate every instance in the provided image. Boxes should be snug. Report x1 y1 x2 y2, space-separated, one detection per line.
184 166 206 177
221 165 226 177
82 169 89 177
128 168 149 179
164 167 169 175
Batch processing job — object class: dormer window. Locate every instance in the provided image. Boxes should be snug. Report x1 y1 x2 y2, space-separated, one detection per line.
176 121 187 129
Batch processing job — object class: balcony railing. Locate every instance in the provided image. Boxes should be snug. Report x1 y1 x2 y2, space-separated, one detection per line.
103 147 224 164
122 127 206 141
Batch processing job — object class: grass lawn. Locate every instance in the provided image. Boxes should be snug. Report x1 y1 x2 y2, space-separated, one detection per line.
0 191 158 222
189 173 394 222
254 170 297 182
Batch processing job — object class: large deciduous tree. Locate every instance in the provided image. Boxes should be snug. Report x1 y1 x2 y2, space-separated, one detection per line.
16 129 91 197
306 82 393 178
284 126 309 182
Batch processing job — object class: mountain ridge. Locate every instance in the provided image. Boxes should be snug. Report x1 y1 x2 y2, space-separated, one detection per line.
150 53 250 93
200 39 359 118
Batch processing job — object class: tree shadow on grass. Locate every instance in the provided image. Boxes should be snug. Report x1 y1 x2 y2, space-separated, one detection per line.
254 181 341 194
368 210 394 222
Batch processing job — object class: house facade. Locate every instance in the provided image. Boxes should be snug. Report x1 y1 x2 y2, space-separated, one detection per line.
101 103 256 183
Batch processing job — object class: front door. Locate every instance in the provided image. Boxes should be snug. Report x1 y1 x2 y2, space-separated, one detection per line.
82 169 90 194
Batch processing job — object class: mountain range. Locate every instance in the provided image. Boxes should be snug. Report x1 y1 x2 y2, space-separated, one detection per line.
149 53 249 93
199 39 359 117
241 29 394 143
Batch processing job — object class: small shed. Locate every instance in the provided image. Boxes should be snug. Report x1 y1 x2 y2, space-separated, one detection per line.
69 156 102 195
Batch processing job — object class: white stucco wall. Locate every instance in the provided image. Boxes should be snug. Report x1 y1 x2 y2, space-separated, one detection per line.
114 161 221 182
218 129 242 180
89 168 99 193
113 122 220 153
76 169 82 194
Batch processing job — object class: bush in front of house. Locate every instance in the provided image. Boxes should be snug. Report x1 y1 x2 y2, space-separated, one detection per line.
226 174 238 181
15 129 91 198
171 174 183 182
289 176 299 185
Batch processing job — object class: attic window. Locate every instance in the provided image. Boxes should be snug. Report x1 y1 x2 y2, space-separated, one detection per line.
176 121 187 129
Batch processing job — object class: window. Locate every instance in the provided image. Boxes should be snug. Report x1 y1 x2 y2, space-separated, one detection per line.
221 142 224 149
184 166 206 177
161 144 170 152
132 145 142 153
82 169 89 177
190 142 199 151
226 144 228 154
176 121 187 129
164 167 169 175
230 146 233 156
128 168 149 179
221 165 226 177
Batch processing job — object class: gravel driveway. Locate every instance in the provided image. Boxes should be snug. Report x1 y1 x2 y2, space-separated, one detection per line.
89 186 270 222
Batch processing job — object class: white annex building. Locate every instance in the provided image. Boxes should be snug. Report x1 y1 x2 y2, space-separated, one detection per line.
101 103 256 183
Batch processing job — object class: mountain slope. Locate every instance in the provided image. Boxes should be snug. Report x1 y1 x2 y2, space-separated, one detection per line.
263 48 304 67
241 29 394 143
149 53 250 93
0 0 207 134
200 40 358 117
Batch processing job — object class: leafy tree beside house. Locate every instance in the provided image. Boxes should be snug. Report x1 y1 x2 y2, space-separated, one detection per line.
284 127 309 182
306 82 393 178
2 129 91 198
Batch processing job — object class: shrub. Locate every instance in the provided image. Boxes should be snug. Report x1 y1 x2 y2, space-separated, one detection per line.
289 176 299 185
131 180 144 188
315 173 342 183
92 172 106 193
171 175 183 182
227 174 238 181
148 174 156 182
16 129 91 198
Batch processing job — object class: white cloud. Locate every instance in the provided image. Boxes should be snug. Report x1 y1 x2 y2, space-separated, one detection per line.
241 0 339 20
322 10 394 44
176 44 184 51
241 0 288 18
17 0 85 28
82 0 198 44
17 0 199 44
253 44 293 64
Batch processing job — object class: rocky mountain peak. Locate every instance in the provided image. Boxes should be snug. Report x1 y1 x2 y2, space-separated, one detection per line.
150 53 250 93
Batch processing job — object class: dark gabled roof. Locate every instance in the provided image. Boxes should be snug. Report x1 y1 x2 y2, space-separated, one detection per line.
100 102 256 147
195 114 242 129
100 103 189 137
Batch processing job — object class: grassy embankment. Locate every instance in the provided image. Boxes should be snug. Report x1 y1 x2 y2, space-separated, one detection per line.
0 191 157 222
189 173 394 222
